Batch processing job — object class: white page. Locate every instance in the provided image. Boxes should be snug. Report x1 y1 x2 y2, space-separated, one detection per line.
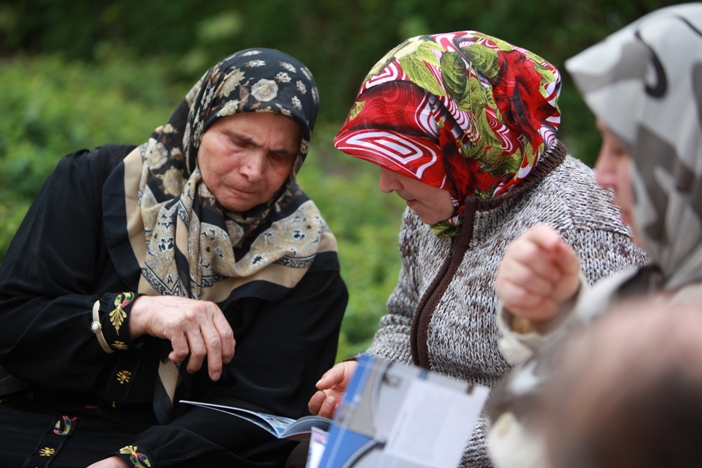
384 380 490 468
306 426 329 468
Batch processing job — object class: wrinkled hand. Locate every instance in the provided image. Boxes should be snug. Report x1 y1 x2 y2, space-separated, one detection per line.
129 296 235 381
308 361 357 419
495 224 582 323
87 456 129 468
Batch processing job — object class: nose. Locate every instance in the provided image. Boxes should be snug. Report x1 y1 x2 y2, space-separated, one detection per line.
378 168 403 193
594 148 616 190
240 151 266 182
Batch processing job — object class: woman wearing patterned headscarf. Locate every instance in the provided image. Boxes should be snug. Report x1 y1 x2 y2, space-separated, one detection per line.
489 4 702 467
0 48 347 467
307 31 644 466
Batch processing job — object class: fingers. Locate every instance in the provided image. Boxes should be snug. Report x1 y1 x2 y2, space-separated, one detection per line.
316 361 357 390
524 225 581 277
552 240 582 276
193 321 218 378
133 296 235 381
168 331 190 364
214 313 236 364
308 390 326 415
315 368 339 390
502 255 561 296
197 314 235 381
496 225 581 322
317 393 339 419
308 390 341 419
186 304 235 380
497 280 549 313
522 224 565 249
309 362 358 418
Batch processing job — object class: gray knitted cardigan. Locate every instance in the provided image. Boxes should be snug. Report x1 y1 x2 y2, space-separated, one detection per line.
364 141 648 467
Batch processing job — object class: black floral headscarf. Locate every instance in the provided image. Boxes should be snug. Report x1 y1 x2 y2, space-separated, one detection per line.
105 49 336 303
177 49 318 181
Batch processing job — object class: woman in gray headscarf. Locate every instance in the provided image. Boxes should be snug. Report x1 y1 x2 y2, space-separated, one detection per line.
487 3 702 467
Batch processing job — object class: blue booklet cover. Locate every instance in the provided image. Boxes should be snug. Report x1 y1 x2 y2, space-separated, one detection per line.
315 354 489 468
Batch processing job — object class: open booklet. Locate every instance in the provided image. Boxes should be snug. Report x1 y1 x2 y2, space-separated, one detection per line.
179 400 331 440
312 354 490 468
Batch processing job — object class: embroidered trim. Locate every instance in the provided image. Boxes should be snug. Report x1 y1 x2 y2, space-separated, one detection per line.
116 370 132 384
110 292 135 334
112 341 129 351
275 255 315 268
53 416 78 436
39 447 56 457
92 300 114 354
120 445 152 468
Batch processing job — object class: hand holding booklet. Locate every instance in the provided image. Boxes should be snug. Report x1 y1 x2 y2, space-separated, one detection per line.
182 354 489 467
178 400 331 441
312 354 490 468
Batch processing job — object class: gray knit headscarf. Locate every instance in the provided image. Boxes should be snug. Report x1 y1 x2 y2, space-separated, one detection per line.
485 3 702 431
565 2 702 291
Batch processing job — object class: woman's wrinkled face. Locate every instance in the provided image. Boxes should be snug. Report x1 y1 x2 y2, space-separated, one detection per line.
378 167 455 224
594 119 640 245
198 112 301 213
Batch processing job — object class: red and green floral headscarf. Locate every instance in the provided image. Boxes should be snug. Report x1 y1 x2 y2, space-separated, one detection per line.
334 31 561 235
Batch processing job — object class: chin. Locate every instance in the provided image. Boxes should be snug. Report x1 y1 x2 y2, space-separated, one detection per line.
220 201 257 213
417 215 439 225
413 212 431 224
625 216 643 247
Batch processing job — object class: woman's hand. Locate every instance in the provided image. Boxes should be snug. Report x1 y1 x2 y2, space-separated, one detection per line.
308 361 358 418
129 296 235 381
87 456 129 468
495 224 582 324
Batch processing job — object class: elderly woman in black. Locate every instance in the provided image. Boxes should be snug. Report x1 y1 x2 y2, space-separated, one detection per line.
0 49 347 467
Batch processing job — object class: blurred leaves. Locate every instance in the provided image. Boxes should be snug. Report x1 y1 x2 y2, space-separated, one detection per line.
0 0 682 359
197 11 243 43
0 52 186 261
0 54 404 360
1 0 683 126
297 123 406 359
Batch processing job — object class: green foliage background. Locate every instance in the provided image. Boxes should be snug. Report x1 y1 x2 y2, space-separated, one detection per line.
0 0 685 359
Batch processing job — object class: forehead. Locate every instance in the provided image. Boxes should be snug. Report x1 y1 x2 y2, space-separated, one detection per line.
212 112 301 145
596 118 625 145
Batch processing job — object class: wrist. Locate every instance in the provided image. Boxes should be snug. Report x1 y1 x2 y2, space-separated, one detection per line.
93 292 141 353
128 295 150 340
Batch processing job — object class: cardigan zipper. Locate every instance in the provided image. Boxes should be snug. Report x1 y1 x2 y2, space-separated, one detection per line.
409 199 477 368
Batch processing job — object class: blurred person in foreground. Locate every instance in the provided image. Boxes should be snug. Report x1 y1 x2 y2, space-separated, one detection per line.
303 30 645 466
0 48 347 467
542 298 702 468
488 3 702 467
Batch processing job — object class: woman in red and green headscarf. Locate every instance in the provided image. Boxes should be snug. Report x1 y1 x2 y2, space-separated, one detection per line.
334 31 562 237
308 31 645 467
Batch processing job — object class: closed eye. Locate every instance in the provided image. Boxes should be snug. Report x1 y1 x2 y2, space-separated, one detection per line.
227 135 251 149
270 150 295 162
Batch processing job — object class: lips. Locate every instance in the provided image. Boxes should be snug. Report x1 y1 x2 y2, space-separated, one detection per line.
394 191 412 202
228 184 259 196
